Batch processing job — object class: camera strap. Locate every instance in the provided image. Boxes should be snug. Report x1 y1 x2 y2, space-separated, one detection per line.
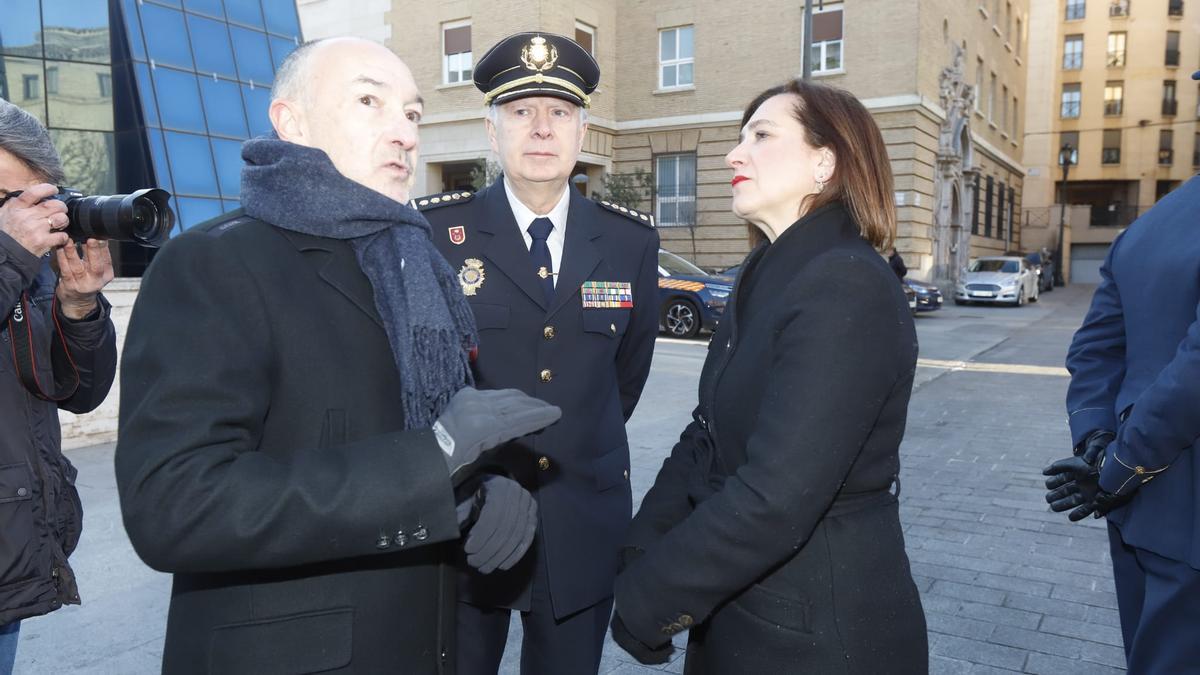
7 293 81 402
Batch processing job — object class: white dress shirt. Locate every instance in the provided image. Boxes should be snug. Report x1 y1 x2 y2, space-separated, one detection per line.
503 177 570 288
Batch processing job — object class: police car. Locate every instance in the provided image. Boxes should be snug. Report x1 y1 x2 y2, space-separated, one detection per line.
658 249 734 339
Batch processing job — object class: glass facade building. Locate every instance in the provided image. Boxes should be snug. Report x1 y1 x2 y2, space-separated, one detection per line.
0 0 302 274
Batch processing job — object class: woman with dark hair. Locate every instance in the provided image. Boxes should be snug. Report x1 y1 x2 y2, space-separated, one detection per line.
609 79 928 673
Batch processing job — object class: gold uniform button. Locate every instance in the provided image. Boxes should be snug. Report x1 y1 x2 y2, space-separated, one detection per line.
678 614 694 628
538 456 551 471
539 369 553 383
543 326 555 340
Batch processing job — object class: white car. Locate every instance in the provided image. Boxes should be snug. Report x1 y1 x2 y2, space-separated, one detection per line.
954 256 1039 306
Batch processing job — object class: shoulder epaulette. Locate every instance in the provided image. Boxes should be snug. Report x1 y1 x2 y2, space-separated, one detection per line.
196 208 257 236
413 190 474 211
596 200 655 227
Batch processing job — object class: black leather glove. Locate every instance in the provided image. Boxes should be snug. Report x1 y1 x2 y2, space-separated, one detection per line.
433 388 561 485
1043 430 1127 521
457 476 538 574
610 612 674 665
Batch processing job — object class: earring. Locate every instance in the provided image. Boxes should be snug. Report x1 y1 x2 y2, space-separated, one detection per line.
814 177 827 194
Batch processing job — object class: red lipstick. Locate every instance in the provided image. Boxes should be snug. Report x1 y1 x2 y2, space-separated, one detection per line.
731 176 749 187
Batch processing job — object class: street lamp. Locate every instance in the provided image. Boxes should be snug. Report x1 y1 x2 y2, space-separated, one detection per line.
1055 142 1074 287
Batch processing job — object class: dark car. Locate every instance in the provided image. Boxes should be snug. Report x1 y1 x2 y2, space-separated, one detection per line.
1024 251 1055 293
903 278 943 312
659 249 733 338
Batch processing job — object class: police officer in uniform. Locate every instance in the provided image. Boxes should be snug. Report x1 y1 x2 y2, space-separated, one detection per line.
418 32 660 675
1045 113 1200 670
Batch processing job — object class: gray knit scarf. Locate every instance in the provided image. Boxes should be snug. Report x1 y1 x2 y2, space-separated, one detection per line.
240 138 476 429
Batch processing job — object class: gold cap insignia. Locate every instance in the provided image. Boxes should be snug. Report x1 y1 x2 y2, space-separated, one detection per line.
521 36 559 73
459 258 486 296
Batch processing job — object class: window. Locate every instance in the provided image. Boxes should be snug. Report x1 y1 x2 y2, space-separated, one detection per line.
984 175 994 237
1102 129 1122 164
1001 84 1009 132
199 77 249 138
1166 31 1181 66
225 0 265 29
22 74 39 100
1005 2 1013 41
97 73 111 98
1163 80 1178 115
810 5 844 74
229 26 274 85
1061 83 1081 118
1012 97 1019 138
164 131 219 196
262 0 303 35
655 153 696 227
188 14 238 79
1169 0 1183 16
971 173 981 234
442 21 472 85
975 58 984 112
154 67 207 133
575 22 595 55
1107 32 1126 67
1064 35 1083 69
1104 81 1124 115
1060 131 1080 165
1159 129 1174 165
659 26 694 88
988 72 997 121
45 66 58 95
1016 17 1023 53
141 4 194 70
1066 0 1086 20
997 182 1006 239
1192 132 1199 166
1110 0 1130 16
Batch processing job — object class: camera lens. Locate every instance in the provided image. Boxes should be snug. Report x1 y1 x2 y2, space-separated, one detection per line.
62 188 175 248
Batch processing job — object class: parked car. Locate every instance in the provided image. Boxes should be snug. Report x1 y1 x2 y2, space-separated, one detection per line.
903 278 943 312
1024 251 1055 293
658 250 734 338
954 256 1040 306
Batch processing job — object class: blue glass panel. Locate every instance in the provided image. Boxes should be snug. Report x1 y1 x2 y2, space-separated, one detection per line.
46 61 114 131
164 131 218 196
141 4 194 70
146 127 172 190
152 67 205 132
134 62 159 127
182 0 225 19
187 14 237 78
262 0 301 36
210 138 243 198
0 56 48 124
42 0 111 63
222 199 240 212
121 0 146 61
0 0 43 58
146 0 182 7
177 197 223 230
268 35 297 71
199 76 248 138
230 26 273 84
226 0 264 29
49 129 116 193
240 83 272 137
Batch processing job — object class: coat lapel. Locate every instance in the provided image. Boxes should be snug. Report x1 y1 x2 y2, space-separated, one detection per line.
548 189 602 319
476 183 550 310
276 228 384 329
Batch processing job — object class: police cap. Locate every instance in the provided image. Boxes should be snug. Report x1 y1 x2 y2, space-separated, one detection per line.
474 32 599 108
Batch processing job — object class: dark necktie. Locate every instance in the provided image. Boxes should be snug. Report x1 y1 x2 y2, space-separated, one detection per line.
527 217 555 304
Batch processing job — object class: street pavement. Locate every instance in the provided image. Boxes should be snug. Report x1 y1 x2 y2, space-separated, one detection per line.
14 283 1125 674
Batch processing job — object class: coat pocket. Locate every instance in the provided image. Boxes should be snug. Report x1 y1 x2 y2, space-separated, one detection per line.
0 463 37 584
470 302 510 331
582 309 629 338
209 608 354 674
593 444 630 492
729 584 814 635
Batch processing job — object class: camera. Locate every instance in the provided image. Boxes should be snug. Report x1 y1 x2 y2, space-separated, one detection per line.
1 187 175 248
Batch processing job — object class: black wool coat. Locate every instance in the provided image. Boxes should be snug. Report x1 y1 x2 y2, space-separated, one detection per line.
617 202 928 674
116 214 463 674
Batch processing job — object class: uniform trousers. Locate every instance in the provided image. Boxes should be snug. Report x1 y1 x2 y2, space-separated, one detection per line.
1108 521 1200 673
456 539 613 675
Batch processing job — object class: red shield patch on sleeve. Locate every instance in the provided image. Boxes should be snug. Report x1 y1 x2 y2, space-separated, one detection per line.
448 226 466 245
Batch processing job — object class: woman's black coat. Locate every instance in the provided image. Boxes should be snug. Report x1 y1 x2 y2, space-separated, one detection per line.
616 202 928 674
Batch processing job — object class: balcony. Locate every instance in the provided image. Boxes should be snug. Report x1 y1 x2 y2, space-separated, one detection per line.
1166 49 1181 66
1106 51 1126 67
1109 0 1130 16
1104 101 1124 116
1163 99 1178 116
1102 148 1121 164
1159 148 1175 165
1169 0 1184 16
1066 3 1086 20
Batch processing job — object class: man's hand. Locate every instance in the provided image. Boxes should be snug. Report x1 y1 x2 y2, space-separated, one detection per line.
456 476 537 574
433 388 561 484
56 239 114 319
1044 430 1128 521
0 184 69 257
610 612 674 665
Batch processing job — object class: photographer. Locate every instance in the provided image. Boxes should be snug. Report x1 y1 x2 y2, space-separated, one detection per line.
0 102 116 670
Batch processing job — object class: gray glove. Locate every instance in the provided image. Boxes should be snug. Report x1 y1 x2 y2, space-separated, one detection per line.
433 388 561 485
457 476 538 574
